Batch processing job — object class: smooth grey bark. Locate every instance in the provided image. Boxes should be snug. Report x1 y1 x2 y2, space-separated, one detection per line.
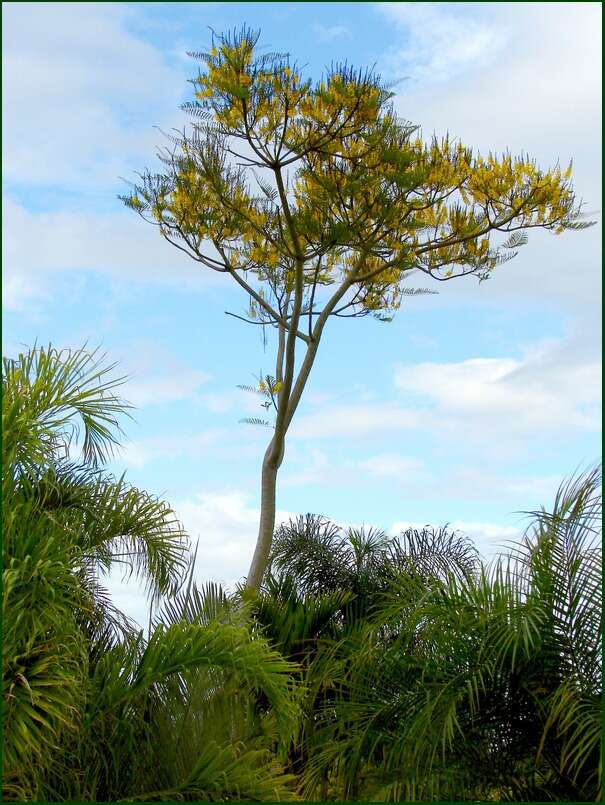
245 271 356 589
246 443 280 590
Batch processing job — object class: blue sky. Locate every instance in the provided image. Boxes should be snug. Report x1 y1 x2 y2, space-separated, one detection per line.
3 2 601 625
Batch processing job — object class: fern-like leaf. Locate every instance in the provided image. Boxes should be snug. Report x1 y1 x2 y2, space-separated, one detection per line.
239 417 274 429
180 102 214 120
501 231 529 249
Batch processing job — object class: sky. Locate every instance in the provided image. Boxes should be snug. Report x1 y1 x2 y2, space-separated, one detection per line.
3 2 602 627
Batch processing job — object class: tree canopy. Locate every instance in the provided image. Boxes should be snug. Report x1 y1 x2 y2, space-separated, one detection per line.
124 26 586 320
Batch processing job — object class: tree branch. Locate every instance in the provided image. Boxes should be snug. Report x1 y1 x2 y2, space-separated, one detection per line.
224 310 277 327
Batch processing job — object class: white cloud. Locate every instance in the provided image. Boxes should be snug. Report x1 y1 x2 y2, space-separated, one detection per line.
280 447 333 488
379 2 505 83
379 3 600 140
202 387 275 416
115 341 211 408
1 5 234 312
280 447 430 492
126 374 209 407
376 2 601 316
119 429 220 469
2 266 48 314
304 390 336 407
2 198 225 311
415 465 569 509
175 491 295 589
291 401 419 440
201 391 240 414
394 335 601 446
358 453 428 480
3 3 187 189
288 332 600 451
280 331 600 478
504 474 566 501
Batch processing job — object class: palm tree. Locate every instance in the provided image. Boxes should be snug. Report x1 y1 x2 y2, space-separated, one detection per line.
255 514 481 800
6 344 599 801
300 467 601 801
2 345 187 797
2 345 301 801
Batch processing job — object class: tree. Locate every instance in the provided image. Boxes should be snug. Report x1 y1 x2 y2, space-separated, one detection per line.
247 518 480 798
123 27 591 589
297 467 601 801
2 344 301 802
2 345 187 798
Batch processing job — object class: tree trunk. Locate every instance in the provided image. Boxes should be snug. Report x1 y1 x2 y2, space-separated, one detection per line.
244 276 351 589
245 436 284 590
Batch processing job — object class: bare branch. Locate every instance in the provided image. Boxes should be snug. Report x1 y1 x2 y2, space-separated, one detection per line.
224 310 277 327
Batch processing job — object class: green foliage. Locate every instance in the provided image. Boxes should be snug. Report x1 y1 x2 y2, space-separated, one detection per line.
4 342 600 801
284 469 601 802
80 617 301 801
2 345 299 802
3 344 130 472
269 514 479 597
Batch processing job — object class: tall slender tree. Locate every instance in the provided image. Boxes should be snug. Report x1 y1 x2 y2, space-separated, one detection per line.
123 27 591 588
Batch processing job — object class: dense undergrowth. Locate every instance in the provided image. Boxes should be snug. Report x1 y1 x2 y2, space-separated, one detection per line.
3 345 602 801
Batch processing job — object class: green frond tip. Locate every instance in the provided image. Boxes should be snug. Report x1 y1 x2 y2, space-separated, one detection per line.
2 343 132 469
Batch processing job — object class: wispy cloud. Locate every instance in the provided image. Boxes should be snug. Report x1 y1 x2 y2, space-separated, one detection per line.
288 332 599 451
291 401 419 440
3 3 186 189
378 2 505 83
2 198 223 312
378 3 601 176
119 430 220 469
117 342 211 408
281 448 430 491
357 453 429 480
394 336 601 445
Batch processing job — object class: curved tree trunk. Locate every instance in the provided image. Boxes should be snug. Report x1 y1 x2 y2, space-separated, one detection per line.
246 438 283 590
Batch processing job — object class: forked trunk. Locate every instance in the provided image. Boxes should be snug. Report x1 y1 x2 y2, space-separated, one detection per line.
245 326 332 588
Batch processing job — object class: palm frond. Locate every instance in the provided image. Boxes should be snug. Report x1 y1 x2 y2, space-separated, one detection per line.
2 344 131 471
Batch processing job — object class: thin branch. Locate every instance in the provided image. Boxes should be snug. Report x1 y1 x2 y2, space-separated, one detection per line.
161 231 229 272
224 310 277 327
308 256 323 338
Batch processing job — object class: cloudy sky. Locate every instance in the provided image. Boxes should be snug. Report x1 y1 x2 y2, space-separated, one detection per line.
3 2 601 626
